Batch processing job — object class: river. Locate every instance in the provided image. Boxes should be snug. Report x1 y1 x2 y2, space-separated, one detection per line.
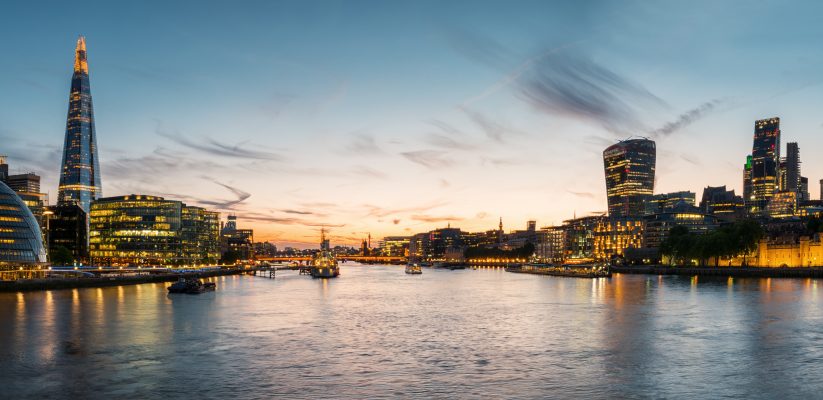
2 265 822 398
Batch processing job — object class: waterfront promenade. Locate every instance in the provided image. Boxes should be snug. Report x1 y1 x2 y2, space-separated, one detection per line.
612 264 823 278
0 267 247 292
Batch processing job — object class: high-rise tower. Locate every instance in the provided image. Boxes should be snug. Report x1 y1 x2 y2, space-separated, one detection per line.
58 36 102 213
603 138 656 218
748 118 780 214
783 142 800 192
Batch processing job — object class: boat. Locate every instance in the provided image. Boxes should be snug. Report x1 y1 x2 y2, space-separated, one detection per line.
309 228 340 278
433 262 466 270
405 264 422 274
168 276 216 294
508 262 611 278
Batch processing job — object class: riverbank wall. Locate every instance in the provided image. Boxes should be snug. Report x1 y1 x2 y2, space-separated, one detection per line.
0 268 245 292
612 265 823 278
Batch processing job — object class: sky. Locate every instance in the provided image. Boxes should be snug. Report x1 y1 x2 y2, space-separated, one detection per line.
1 0 823 248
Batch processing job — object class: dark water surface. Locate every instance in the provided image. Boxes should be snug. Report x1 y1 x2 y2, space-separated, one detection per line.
2 265 823 399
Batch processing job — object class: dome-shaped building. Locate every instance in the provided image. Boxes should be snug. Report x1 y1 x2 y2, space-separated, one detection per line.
0 180 47 265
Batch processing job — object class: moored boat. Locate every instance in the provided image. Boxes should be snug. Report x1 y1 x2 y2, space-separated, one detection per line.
509 262 611 278
168 276 216 294
310 228 340 278
405 264 422 274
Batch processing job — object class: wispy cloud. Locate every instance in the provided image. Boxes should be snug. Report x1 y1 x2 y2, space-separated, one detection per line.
447 31 664 135
461 108 513 143
349 165 388 179
281 209 314 215
400 150 454 169
680 153 701 166
567 190 596 199
424 133 475 150
345 132 384 155
364 202 447 218
480 157 522 167
518 50 665 135
410 214 464 223
156 124 284 161
197 179 251 209
650 99 724 137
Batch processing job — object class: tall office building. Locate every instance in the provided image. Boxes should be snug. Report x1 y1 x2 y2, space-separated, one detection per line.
743 155 753 202
783 142 801 192
603 138 656 218
0 156 7 181
748 118 780 213
58 36 102 213
800 176 809 202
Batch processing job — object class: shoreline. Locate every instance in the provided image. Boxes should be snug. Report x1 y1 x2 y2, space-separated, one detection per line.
0 268 245 292
612 265 823 279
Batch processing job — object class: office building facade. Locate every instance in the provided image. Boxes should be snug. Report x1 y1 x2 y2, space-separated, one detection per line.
603 139 656 218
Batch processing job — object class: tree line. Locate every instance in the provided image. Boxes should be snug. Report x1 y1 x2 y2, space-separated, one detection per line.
465 243 535 259
660 219 764 267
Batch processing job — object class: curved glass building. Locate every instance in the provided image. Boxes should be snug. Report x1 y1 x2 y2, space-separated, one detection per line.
0 181 47 265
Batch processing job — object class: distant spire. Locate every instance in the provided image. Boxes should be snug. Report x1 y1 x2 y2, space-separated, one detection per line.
74 36 88 73
499 217 503 232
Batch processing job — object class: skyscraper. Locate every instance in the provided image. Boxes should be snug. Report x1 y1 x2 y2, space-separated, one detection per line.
743 155 753 202
58 36 102 213
784 142 801 192
749 118 780 213
603 138 656 218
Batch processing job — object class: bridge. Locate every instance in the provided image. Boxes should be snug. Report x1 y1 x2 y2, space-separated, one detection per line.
255 256 407 264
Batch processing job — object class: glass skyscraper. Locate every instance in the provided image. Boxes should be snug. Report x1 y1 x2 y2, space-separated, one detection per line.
749 118 780 213
603 138 656 218
58 36 102 214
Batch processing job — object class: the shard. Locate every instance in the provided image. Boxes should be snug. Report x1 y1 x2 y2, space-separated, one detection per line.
58 36 102 213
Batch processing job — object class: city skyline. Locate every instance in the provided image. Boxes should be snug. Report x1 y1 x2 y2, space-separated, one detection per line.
2 1 823 248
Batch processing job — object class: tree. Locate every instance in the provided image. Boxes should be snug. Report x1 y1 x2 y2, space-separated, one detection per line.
659 220 764 267
733 219 764 266
49 245 74 265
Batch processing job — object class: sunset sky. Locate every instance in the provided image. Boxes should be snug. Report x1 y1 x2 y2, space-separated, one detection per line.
2 0 823 248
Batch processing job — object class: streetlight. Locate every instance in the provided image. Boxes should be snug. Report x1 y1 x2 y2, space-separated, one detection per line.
43 209 54 261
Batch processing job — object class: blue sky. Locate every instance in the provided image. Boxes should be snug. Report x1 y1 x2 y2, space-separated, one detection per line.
1 0 822 247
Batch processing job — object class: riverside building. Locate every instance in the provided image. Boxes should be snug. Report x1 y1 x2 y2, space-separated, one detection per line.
89 195 219 266
0 181 47 268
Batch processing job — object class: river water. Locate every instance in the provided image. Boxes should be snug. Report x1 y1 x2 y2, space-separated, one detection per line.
1 265 822 399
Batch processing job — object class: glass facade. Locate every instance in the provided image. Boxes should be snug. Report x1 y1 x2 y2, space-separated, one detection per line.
181 206 220 264
89 195 220 266
89 195 183 266
0 181 47 265
58 36 102 214
47 203 88 263
593 217 644 260
749 118 780 214
603 139 656 218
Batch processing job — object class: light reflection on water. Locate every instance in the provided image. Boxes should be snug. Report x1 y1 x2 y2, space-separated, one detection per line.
1 266 823 398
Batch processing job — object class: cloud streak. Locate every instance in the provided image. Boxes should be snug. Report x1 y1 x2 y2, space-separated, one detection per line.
650 99 724 137
400 150 454 169
410 214 464 223
446 31 664 135
518 51 665 135
156 125 284 161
